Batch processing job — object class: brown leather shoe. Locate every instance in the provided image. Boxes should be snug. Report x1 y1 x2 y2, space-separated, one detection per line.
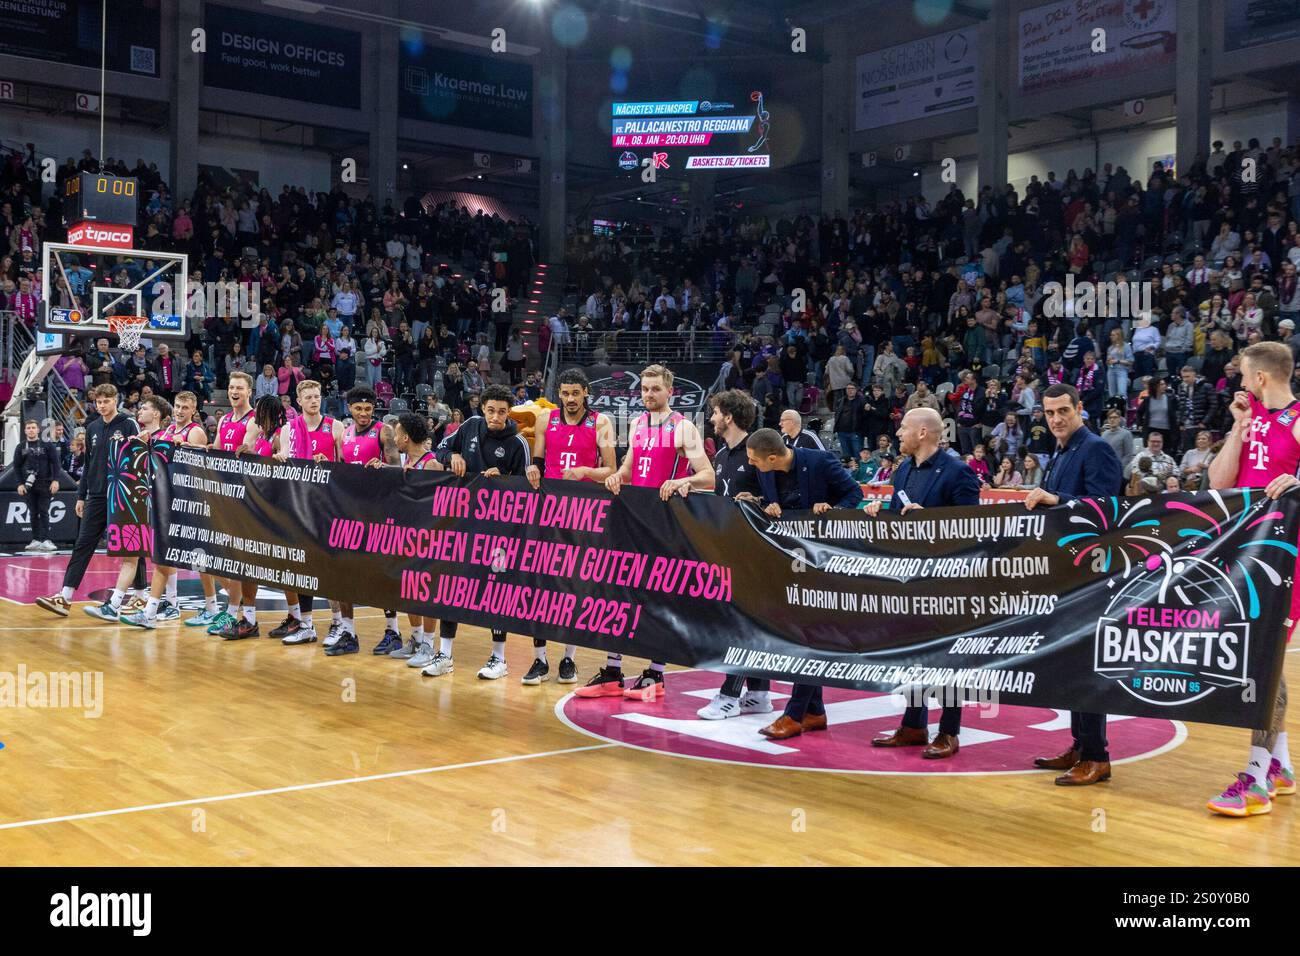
871 725 929 748
922 732 959 759
1034 748 1080 770
801 712 828 732
1055 760 1111 786
759 715 804 739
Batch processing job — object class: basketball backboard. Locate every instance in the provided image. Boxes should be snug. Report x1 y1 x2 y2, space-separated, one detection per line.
38 242 190 344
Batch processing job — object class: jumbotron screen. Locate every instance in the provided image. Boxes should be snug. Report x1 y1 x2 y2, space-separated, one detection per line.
611 92 771 172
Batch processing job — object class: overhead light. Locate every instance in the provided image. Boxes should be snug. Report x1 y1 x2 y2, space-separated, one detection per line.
402 163 409 170
477 174 483 179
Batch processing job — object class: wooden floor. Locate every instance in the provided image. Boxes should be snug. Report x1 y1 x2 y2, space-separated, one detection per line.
0 594 1298 865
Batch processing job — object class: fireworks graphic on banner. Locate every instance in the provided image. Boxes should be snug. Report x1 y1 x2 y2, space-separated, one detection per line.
1053 490 1297 621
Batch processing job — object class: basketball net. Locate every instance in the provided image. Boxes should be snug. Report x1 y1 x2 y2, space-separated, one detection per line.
108 315 149 353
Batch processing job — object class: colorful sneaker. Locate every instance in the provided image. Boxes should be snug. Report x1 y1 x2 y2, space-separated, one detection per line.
84 601 119 622
206 610 236 635
220 618 259 640
389 636 420 660
477 656 508 680
269 615 298 639
324 632 359 656
185 608 220 628
574 667 625 698
557 657 577 684
35 594 71 617
421 652 454 677
373 628 403 655
121 595 148 615
623 669 665 701
156 600 181 622
1207 774 1272 817
1268 758 1296 797
282 625 317 645
119 610 157 630
521 659 550 685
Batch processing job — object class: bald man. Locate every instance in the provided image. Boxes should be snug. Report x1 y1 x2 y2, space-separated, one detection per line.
864 408 982 758
778 408 825 450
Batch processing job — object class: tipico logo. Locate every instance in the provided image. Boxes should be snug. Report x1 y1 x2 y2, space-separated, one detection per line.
1042 274 1152 320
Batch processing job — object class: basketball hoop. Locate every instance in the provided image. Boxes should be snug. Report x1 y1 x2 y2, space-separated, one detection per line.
108 315 149 353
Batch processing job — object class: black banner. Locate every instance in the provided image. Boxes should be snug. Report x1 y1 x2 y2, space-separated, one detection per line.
202 3 361 109
152 448 1296 729
0 491 78 544
398 42 532 136
0 0 160 76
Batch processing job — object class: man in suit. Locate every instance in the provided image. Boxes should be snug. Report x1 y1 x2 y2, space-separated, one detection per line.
737 428 864 739
864 408 982 758
1024 382 1124 786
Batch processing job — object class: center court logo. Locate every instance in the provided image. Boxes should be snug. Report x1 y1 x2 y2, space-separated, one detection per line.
557 670 1183 774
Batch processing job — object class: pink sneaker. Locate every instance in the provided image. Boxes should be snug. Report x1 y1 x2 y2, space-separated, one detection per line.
622 669 665 700
573 667 625 699
1267 758 1297 797
1207 774 1272 817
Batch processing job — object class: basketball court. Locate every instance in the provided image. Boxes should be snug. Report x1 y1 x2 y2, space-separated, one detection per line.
0 553 1295 866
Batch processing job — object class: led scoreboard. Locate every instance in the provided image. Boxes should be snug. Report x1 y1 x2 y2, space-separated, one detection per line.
612 92 772 171
63 173 139 228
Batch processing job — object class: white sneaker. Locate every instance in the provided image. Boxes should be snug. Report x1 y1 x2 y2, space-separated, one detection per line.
421 651 454 677
323 622 343 648
477 656 508 680
41 540 57 552
697 694 743 720
282 626 317 645
24 540 41 552
406 641 436 668
740 691 774 715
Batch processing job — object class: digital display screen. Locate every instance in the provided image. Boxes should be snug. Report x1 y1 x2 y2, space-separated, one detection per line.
64 174 139 227
611 92 772 172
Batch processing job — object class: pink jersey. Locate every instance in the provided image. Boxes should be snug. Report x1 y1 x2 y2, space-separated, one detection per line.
253 435 275 457
1236 393 1300 636
409 450 437 471
217 410 254 452
304 416 337 461
342 420 383 465
630 411 690 487
1236 394 1300 487
544 409 601 479
155 421 182 443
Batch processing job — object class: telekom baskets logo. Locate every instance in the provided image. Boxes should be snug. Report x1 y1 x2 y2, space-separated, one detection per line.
557 670 1183 775
67 221 134 249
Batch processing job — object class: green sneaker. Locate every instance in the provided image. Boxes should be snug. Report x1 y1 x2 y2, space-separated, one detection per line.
206 610 236 634
185 607 221 628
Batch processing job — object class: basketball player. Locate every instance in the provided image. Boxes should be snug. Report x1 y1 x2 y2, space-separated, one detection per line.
578 365 715 700
36 384 145 618
166 390 226 629
121 395 209 630
1206 341 1299 816
523 368 617 685
274 379 345 650
337 386 403 655
204 371 263 639
84 392 167 623
695 388 773 719
386 412 442 656
419 383 531 680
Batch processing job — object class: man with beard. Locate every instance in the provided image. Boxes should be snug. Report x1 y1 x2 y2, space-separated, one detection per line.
577 365 715 701
696 389 773 720
421 384 532 680
1206 341 1300 816
523 368 617 685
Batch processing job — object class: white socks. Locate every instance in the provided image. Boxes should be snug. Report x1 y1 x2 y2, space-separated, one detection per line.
440 636 454 656
243 606 257 624
606 653 623 670
1274 732 1293 773
288 604 302 621
342 618 355 636
165 574 177 601
491 639 506 660
61 586 74 602
1247 745 1271 784
564 644 576 660
109 588 125 610
205 594 218 614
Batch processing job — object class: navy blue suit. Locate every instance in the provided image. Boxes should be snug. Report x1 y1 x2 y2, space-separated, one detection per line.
758 449 864 722
889 450 982 737
1042 424 1124 762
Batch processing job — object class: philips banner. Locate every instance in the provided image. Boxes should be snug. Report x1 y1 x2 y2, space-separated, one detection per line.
151 448 1294 730
202 3 361 109
398 43 532 137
